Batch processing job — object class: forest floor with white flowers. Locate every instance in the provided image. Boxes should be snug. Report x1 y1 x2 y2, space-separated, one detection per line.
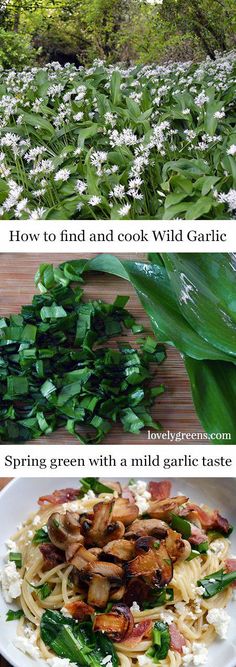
0 51 235 220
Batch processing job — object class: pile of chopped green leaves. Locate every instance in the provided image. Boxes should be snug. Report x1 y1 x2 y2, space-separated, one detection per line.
44 253 235 444
0 269 165 443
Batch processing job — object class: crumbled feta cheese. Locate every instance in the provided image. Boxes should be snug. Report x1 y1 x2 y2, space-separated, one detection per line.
83 490 96 501
14 635 40 659
207 608 231 639
137 656 155 666
32 514 41 526
208 541 225 556
47 658 78 667
61 606 73 618
5 539 17 552
128 480 151 515
160 611 174 625
183 643 208 665
174 601 186 614
195 586 205 595
0 561 22 602
27 530 33 538
101 656 113 666
130 601 140 612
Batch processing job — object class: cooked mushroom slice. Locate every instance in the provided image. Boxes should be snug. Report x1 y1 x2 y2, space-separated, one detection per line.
103 521 125 544
82 501 114 547
69 544 97 571
110 585 126 601
65 600 94 620
102 539 135 562
47 511 82 550
93 603 134 642
126 518 168 540
87 574 111 608
86 561 124 585
148 496 188 520
125 536 173 587
88 547 102 558
103 481 122 495
112 498 139 526
165 528 191 562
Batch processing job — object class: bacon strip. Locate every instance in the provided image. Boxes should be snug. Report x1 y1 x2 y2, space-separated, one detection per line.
184 504 230 534
148 481 172 501
39 543 64 570
38 488 79 506
189 524 207 546
122 487 135 504
120 619 152 648
169 623 186 653
226 558 236 587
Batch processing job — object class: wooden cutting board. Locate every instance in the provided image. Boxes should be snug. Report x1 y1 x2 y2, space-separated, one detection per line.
0 253 205 444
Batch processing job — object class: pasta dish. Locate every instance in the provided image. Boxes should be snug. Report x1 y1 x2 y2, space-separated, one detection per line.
1 479 236 667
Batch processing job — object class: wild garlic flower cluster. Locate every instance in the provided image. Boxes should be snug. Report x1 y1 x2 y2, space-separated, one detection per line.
0 51 235 220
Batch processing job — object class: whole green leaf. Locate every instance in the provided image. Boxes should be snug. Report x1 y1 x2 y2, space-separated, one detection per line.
80 255 233 361
184 356 236 444
161 254 236 358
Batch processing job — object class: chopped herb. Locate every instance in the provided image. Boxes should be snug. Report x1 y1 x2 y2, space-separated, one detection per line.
142 587 174 610
9 552 22 568
146 621 170 661
170 513 191 539
32 527 50 545
187 549 201 561
0 272 165 444
80 478 114 496
197 569 236 598
30 582 52 600
6 609 24 621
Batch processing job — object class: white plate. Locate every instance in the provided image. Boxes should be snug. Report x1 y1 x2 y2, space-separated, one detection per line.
0 478 236 667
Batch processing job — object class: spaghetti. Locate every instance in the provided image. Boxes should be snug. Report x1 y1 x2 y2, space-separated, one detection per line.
1 480 235 667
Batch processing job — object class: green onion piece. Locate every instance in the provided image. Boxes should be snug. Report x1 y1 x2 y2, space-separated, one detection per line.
146 621 170 661
32 527 50 545
9 552 22 568
170 513 191 539
197 569 236 598
6 609 24 621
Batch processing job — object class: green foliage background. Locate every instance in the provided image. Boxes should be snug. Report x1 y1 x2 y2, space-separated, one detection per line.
0 0 236 70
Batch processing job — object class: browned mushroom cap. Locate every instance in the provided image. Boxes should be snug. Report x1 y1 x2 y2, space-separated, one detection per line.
110 585 126 601
148 496 188 520
93 603 134 642
86 562 124 609
88 547 102 558
87 574 111 608
102 539 136 562
81 501 114 547
103 521 125 544
126 518 168 540
165 529 191 562
125 536 173 588
86 561 124 584
112 498 139 526
103 481 122 495
47 512 83 550
65 600 94 620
